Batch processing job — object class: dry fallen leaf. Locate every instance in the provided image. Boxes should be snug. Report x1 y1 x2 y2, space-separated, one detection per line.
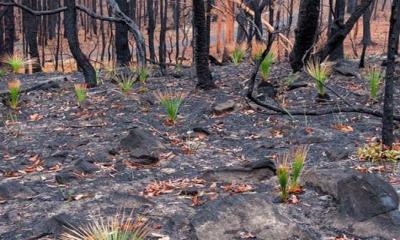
222 183 253 193
29 113 43 121
332 124 353 133
191 195 202 206
289 194 299 204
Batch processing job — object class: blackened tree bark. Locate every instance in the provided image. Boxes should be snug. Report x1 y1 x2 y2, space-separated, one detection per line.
236 9 248 43
362 0 374 45
347 0 357 13
174 0 180 63
147 0 156 62
22 0 41 72
159 0 167 72
248 0 269 41
289 0 320 72
115 0 131 66
64 0 97 86
382 0 400 146
4 1 15 55
0 14 4 56
328 0 345 60
206 0 211 57
193 0 215 89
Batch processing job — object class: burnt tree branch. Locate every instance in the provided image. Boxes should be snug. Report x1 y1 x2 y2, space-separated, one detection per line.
314 0 374 60
0 0 67 15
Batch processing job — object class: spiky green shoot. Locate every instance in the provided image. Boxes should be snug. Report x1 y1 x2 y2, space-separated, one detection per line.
0 69 6 77
277 152 290 202
60 212 150 240
306 59 331 97
277 165 290 202
95 69 102 85
154 89 187 124
260 52 275 81
231 47 245 65
74 83 88 107
2 55 29 74
290 145 309 191
8 79 21 110
104 66 117 81
117 73 136 95
366 67 383 102
138 67 150 84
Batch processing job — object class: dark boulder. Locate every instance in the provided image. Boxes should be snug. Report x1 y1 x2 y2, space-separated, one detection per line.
191 193 310 240
0 181 35 200
120 127 165 161
338 173 399 221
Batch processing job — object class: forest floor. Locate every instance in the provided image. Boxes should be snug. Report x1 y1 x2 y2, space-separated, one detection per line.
0 60 399 240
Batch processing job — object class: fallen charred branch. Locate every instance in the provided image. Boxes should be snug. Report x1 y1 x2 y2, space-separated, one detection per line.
246 35 400 122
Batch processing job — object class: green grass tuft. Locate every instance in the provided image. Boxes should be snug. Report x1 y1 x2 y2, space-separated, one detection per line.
7 79 21 110
231 47 245 66
74 83 88 107
260 52 275 81
117 73 136 95
366 67 383 102
60 212 150 240
305 59 331 96
154 89 187 124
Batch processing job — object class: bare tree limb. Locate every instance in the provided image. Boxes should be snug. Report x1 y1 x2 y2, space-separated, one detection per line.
0 0 67 16
314 0 374 60
76 4 124 22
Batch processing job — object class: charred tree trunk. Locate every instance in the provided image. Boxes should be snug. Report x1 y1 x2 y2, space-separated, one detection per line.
347 0 357 13
147 0 156 62
64 0 97 86
174 0 180 63
206 0 211 57
362 0 374 45
22 0 41 72
193 0 215 89
159 0 167 72
328 0 345 60
115 0 132 66
4 1 15 55
289 0 320 72
236 9 248 43
382 0 400 146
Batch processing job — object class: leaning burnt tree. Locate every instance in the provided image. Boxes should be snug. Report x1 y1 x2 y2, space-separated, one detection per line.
193 0 215 90
382 0 400 147
65 0 97 86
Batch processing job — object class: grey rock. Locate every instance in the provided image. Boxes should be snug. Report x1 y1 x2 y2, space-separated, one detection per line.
0 181 35 200
256 81 277 100
302 168 356 199
192 193 309 240
333 60 361 78
202 164 275 184
34 213 79 236
352 210 400 239
213 100 236 114
75 159 99 174
338 173 399 221
304 168 399 222
55 172 77 184
120 127 165 160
